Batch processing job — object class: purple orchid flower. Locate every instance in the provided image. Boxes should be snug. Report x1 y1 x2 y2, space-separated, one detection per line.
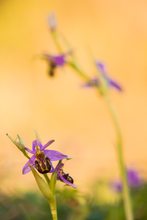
96 61 122 91
84 61 122 91
111 168 142 192
55 162 76 188
22 139 68 175
43 53 67 77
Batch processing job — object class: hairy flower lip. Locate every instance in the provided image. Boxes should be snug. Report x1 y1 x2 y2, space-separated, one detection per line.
55 162 76 188
22 139 69 175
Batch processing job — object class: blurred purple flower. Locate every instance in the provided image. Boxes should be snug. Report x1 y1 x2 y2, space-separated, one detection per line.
96 61 122 91
22 139 68 175
127 168 142 187
84 61 122 91
43 53 67 77
55 162 76 188
111 181 123 192
111 168 142 192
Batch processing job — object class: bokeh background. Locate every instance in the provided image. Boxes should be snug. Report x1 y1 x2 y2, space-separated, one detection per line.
0 0 147 195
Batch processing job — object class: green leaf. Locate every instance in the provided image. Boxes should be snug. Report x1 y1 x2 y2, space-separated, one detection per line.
31 168 51 200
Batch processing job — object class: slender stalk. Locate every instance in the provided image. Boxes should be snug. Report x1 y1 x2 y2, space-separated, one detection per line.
71 65 133 220
50 30 134 220
43 174 58 220
49 195 58 220
103 94 133 220
72 64 134 220
50 31 63 53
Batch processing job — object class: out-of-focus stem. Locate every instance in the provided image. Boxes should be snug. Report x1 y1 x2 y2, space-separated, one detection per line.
50 30 133 220
70 62 134 220
103 94 133 220
50 31 63 52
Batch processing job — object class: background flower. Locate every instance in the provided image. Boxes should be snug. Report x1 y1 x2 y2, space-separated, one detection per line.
111 168 143 192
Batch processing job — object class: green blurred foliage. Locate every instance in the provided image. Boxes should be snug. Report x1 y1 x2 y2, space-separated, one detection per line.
1 181 147 220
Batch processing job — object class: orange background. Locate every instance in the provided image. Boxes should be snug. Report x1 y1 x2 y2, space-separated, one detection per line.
0 0 147 193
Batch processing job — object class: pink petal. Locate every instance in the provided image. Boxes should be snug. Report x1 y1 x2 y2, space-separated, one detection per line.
22 155 35 174
42 139 55 150
44 150 68 161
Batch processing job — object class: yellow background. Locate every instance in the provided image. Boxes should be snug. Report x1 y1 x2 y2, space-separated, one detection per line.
0 0 147 193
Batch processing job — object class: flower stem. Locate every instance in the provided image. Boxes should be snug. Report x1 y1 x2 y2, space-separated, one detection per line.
50 31 134 220
103 94 133 220
72 64 134 220
43 174 58 220
49 195 58 220
50 31 63 53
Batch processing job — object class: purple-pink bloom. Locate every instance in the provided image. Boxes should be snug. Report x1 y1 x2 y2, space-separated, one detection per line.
96 61 122 91
127 168 142 187
111 181 123 192
43 53 67 77
111 168 142 192
84 61 122 91
55 162 76 188
22 139 68 175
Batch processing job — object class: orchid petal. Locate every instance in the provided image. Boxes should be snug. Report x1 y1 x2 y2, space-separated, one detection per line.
109 79 122 91
96 61 108 78
53 55 66 66
42 139 55 150
44 150 68 161
22 155 36 174
43 54 66 67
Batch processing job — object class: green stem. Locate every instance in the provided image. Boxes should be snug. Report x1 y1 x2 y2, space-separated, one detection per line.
43 174 58 220
68 61 90 81
49 191 58 220
50 30 134 220
103 94 133 220
50 31 63 53
49 195 58 220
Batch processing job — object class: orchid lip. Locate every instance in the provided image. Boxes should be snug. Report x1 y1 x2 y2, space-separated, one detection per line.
55 162 76 188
